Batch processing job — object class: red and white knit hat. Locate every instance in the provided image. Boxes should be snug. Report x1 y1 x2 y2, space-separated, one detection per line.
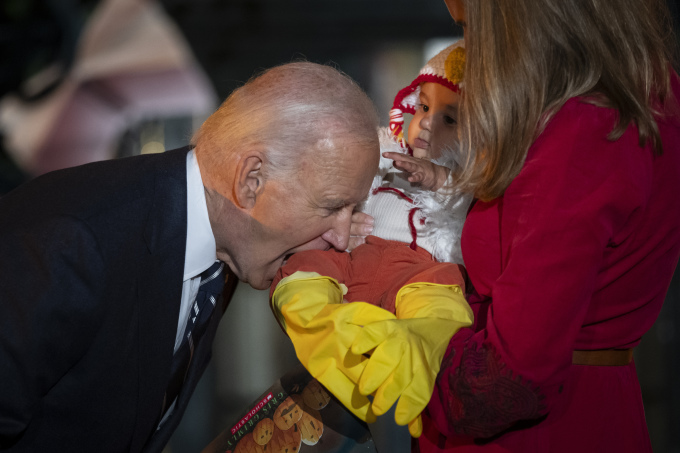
388 40 466 152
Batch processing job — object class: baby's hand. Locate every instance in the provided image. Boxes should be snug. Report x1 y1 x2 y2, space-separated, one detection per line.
348 211 374 251
384 152 450 191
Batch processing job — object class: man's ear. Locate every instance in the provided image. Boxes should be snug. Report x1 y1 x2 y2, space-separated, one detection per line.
234 154 265 210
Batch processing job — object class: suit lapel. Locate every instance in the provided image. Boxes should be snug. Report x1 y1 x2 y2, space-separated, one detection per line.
130 148 190 452
142 269 239 452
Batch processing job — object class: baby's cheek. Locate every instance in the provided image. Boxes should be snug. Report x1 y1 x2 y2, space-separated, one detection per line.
407 114 422 147
431 129 459 158
413 148 429 159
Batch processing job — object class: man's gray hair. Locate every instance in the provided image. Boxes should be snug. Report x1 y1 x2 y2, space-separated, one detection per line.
194 62 379 181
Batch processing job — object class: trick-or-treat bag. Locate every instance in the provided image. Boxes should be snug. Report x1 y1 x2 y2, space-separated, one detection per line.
202 364 378 453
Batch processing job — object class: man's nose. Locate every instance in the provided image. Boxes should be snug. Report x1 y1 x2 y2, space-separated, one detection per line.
321 209 352 251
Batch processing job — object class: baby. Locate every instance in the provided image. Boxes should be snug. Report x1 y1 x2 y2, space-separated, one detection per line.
269 41 473 438
357 38 470 274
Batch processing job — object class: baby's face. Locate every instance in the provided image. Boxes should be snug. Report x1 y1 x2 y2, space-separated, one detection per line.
407 82 460 159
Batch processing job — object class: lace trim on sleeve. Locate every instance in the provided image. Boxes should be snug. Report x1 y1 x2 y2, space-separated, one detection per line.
442 342 547 438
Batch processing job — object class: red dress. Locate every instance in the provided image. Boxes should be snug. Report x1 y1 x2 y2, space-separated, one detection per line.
419 77 680 452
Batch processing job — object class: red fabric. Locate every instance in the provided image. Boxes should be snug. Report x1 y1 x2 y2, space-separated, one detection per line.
272 236 466 313
421 75 680 452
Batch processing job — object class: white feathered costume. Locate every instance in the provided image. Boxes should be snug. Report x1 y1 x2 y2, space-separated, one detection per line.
359 127 472 265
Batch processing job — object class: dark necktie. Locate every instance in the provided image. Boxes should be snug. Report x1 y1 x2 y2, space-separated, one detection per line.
161 260 226 417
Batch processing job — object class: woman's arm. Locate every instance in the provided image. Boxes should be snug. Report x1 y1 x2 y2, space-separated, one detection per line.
427 100 652 438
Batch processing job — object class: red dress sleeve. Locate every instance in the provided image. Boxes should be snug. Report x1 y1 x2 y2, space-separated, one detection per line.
426 98 656 439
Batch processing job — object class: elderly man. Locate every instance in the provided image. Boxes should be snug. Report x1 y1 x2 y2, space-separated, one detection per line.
0 62 379 452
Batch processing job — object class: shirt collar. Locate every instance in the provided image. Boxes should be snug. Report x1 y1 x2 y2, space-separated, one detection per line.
184 149 216 280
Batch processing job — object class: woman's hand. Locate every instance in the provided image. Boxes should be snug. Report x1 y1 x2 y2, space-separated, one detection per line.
384 152 450 191
348 211 374 250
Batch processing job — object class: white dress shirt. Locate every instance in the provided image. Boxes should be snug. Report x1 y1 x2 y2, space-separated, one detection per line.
175 149 217 352
159 150 217 427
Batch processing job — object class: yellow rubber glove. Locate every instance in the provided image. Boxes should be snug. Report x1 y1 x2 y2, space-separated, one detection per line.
351 283 473 437
271 271 396 423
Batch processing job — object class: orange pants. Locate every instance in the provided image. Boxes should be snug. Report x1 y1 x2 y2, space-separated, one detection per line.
272 236 466 314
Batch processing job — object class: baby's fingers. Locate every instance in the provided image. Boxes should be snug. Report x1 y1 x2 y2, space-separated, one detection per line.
350 211 374 236
392 159 420 173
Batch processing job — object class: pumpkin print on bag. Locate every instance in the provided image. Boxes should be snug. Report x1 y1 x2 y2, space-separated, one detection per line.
234 432 265 453
301 379 330 410
269 425 302 453
296 406 324 446
252 417 275 446
273 395 303 431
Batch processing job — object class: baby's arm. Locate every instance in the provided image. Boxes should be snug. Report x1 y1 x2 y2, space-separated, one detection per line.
384 152 450 191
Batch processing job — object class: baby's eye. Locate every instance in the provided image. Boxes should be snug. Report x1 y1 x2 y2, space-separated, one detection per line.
417 103 429 113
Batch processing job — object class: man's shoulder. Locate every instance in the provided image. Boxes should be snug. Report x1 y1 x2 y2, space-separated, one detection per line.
0 147 192 232
63 145 191 183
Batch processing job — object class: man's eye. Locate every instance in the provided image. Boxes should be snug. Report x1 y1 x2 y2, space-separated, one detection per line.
325 205 346 216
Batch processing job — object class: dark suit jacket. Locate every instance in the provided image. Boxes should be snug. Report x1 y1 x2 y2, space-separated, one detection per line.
0 147 228 452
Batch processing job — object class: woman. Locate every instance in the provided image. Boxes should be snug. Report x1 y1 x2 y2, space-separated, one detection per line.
274 0 679 449
407 0 680 451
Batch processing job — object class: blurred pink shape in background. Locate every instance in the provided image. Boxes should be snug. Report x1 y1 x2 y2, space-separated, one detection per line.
0 0 217 176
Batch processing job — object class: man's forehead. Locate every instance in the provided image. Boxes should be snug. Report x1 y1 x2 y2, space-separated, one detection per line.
305 157 373 199
314 136 336 151
306 141 374 169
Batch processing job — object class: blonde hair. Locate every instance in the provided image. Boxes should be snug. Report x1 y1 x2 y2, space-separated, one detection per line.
194 62 378 187
457 0 678 201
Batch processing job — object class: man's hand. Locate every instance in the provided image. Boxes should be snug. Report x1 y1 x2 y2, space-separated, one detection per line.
348 211 374 251
384 152 450 191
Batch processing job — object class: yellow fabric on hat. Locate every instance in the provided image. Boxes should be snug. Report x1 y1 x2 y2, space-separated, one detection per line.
445 46 466 85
